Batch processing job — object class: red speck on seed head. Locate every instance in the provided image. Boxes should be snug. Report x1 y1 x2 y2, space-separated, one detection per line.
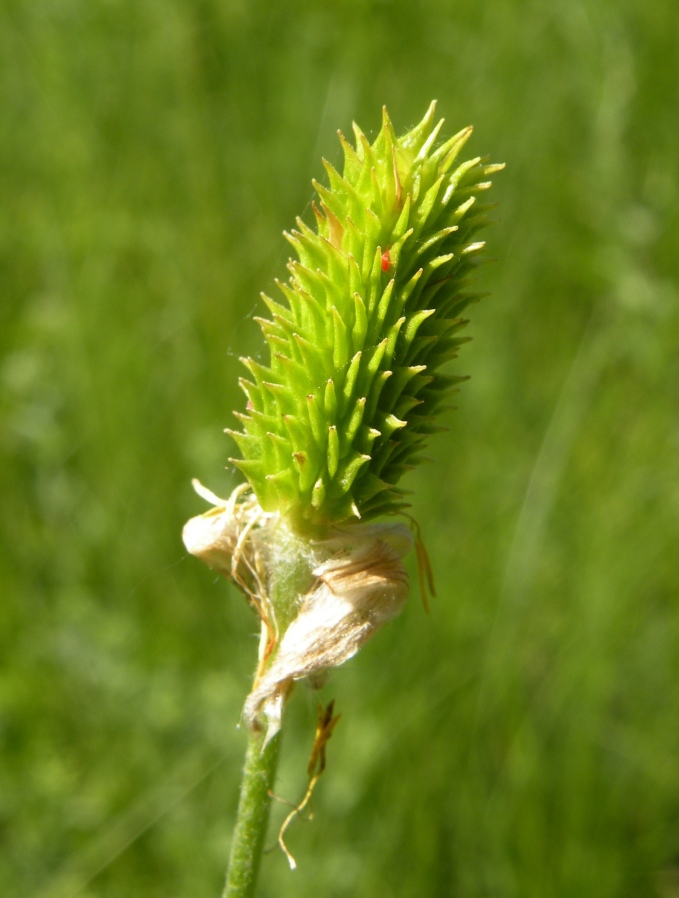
381 248 390 273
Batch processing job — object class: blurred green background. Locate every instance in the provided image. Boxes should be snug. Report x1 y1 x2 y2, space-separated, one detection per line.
2 0 679 895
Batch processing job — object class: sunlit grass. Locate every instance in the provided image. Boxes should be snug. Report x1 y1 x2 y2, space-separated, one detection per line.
2 1 678 896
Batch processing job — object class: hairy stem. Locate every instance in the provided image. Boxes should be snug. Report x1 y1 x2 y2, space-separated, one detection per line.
223 729 281 898
223 521 313 898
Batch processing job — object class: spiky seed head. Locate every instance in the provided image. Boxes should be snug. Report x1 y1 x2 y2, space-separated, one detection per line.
230 101 503 533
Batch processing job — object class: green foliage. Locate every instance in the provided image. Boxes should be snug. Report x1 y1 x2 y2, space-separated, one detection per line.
2 1 679 897
231 103 501 531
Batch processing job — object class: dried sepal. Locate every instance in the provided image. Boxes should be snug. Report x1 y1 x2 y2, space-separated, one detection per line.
243 523 412 742
182 480 280 667
182 482 413 740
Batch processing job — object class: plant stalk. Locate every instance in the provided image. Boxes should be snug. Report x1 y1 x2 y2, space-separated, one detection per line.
223 520 312 898
223 728 281 898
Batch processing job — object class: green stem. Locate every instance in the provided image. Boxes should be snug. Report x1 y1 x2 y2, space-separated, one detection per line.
223 729 281 898
223 520 313 898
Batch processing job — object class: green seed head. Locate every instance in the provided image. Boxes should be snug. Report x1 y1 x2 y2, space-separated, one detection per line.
229 101 503 533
